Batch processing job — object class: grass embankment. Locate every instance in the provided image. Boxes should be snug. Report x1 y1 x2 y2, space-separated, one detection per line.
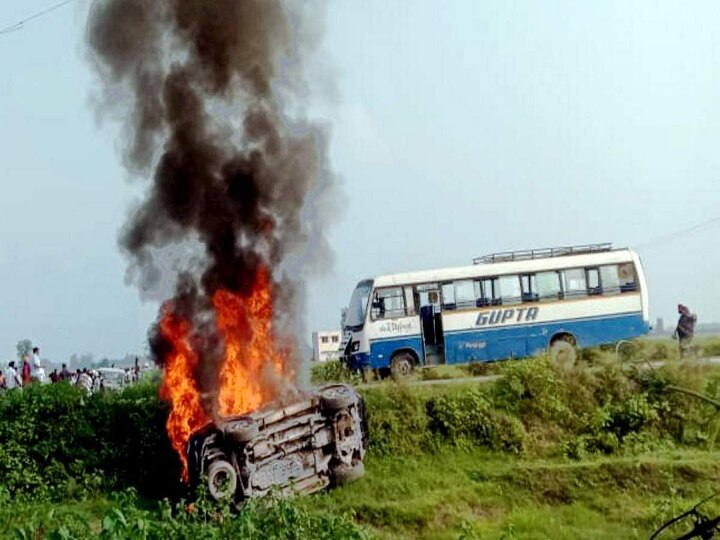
3 348 720 539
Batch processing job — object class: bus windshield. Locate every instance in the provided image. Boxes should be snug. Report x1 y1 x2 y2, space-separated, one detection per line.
345 280 373 329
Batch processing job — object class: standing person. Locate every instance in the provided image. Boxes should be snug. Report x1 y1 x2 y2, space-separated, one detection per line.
5 361 21 390
0 369 5 390
673 304 698 358
32 347 41 374
59 363 71 381
21 354 32 386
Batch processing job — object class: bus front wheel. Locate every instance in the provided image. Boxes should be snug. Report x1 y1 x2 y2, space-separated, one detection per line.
549 337 578 369
391 352 415 380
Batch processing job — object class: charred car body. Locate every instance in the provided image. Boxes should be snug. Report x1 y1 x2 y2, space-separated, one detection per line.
187 384 368 503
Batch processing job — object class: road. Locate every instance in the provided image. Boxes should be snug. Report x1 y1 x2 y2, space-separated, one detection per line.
357 356 720 389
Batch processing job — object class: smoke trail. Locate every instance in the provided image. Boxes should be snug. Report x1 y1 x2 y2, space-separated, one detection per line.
86 1 334 407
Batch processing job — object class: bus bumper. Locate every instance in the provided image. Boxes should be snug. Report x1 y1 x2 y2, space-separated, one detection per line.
343 352 371 371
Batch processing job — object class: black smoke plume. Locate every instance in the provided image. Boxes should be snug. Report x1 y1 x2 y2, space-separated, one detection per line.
86 0 334 404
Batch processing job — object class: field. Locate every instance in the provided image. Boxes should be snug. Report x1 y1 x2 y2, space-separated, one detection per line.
3 338 720 539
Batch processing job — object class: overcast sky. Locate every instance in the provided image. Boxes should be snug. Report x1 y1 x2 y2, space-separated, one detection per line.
1 1 719 363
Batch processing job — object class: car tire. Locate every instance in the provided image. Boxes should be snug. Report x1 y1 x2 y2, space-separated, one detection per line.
549 337 578 369
320 384 356 411
207 459 238 502
333 461 365 485
391 352 414 380
226 416 260 443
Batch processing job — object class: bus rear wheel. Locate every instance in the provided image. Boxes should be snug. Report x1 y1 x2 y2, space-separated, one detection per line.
549 337 578 369
391 352 415 380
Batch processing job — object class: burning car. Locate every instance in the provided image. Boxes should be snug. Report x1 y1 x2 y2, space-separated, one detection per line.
186 383 368 503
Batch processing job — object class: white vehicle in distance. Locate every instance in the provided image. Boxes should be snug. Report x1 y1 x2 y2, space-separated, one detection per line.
341 243 650 377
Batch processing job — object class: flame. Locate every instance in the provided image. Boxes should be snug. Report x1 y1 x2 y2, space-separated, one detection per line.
158 266 292 481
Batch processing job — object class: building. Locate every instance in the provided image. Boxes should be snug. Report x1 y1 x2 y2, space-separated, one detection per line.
312 330 342 362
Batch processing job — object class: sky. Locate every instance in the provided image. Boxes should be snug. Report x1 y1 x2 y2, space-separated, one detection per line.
0 1 719 364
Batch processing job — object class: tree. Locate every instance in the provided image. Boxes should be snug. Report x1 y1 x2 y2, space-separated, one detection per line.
16 339 33 360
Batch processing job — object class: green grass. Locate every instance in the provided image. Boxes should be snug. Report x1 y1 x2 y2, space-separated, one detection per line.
7 448 717 540
6 351 720 539
303 448 720 539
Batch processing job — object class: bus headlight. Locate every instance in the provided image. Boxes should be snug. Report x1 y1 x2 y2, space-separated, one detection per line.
351 341 360 352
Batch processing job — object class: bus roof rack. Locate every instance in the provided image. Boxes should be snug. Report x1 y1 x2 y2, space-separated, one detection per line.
473 243 614 265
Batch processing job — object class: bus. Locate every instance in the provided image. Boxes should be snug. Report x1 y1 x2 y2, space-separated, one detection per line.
340 244 650 377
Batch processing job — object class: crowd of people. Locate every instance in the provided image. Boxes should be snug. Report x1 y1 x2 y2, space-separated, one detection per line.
0 346 149 394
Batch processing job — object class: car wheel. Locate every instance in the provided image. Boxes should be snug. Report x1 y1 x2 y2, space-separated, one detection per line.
333 461 365 485
226 416 260 443
391 352 414 380
320 384 356 411
207 459 238 502
549 337 578 369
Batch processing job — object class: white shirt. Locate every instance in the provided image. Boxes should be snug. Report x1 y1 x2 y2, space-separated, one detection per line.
4 366 19 389
34 366 47 384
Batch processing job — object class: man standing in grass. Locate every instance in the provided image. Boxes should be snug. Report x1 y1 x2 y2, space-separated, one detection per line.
5 362 21 390
673 304 697 359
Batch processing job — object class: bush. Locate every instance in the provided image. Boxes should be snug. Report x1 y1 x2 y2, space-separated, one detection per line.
3 355 720 504
311 360 362 386
0 382 180 500
493 358 569 423
362 385 428 456
2 488 367 540
426 388 525 452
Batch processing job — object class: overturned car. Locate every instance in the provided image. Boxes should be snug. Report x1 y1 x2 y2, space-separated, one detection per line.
187 383 368 503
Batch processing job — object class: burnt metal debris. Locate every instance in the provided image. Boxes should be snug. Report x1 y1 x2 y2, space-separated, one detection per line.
187 384 368 503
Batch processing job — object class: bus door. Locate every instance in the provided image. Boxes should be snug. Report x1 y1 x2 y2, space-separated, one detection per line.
416 284 445 365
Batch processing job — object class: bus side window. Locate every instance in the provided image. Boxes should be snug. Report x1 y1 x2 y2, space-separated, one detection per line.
536 271 562 302
404 286 417 315
521 274 538 302
371 287 405 320
478 278 497 307
586 268 601 296
600 265 621 295
618 263 638 292
454 280 476 309
498 275 522 305
562 269 587 299
441 283 456 310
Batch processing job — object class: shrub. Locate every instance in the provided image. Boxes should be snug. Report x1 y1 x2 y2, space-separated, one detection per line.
0 381 180 500
426 388 525 452
361 385 429 456
493 358 569 423
311 360 362 386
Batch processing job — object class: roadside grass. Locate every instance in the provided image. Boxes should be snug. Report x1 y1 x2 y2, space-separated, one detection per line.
5 350 720 539
312 334 720 388
304 448 720 539
5 448 719 540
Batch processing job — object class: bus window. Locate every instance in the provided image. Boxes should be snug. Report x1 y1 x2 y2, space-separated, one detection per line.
600 265 621 295
454 280 476 308
586 268 601 296
536 271 562 302
441 283 456 310
521 274 538 302
562 269 587 298
404 286 416 315
480 277 500 306
371 287 406 320
618 263 638 292
498 275 522 305
417 283 441 309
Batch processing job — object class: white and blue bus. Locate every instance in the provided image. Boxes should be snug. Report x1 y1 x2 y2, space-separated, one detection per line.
341 244 650 377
